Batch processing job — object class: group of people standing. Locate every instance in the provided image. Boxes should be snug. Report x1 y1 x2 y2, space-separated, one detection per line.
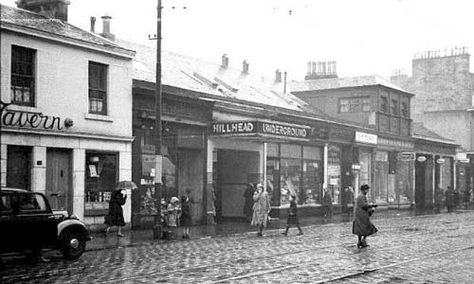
435 186 472 213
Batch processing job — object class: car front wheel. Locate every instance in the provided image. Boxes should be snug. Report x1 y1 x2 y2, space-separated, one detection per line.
61 231 86 259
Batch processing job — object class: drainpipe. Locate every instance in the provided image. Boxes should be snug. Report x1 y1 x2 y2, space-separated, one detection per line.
323 143 328 190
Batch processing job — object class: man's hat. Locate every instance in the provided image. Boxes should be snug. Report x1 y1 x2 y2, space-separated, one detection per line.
361 184 370 191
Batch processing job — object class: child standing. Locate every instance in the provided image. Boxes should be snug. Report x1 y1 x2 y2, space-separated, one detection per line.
282 195 303 236
180 195 192 239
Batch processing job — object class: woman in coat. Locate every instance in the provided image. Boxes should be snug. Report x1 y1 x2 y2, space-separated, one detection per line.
251 183 271 237
243 183 255 222
104 188 127 237
352 184 378 248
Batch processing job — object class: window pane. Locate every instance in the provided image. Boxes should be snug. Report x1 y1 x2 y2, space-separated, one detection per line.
11 45 35 106
340 99 349 112
89 62 108 114
267 143 279 157
280 144 301 158
362 97 371 112
303 146 321 160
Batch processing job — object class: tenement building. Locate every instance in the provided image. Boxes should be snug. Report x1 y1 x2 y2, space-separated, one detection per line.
0 1 135 228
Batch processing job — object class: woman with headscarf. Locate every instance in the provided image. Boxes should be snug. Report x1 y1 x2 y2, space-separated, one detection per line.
251 183 271 237
352 184 378 248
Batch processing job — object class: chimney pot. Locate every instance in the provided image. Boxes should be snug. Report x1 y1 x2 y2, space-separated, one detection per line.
221 54 229 68
90 16 96 33
100 15 115 41
275 69 282 82
242 60 249 74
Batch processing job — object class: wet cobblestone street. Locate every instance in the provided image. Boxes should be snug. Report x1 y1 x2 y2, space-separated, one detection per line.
2 211 474 283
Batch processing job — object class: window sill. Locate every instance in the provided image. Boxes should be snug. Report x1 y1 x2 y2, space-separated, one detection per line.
7 104 38 113
84 113 114 122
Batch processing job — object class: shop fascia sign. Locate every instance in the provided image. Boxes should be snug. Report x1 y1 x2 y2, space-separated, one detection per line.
398 152 415 161
211 121 309 138
355 131 377 145
456 153 470 163
1 100 73 131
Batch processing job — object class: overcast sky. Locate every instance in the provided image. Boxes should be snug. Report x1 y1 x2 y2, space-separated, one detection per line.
2 0 474 81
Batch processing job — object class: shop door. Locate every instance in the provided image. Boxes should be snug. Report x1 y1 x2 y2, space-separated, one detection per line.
46 149 72 212
7 146 32 190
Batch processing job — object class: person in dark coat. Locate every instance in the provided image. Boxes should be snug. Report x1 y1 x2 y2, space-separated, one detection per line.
104 188 127 237
434 186 444 213
180 194 192 239
282 194 303 236
445 186 455 212
322 188 333 219
352 184 378 248
243 183 255 222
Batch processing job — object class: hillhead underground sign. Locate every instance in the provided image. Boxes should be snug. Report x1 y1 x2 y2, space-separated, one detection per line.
211 121 309 139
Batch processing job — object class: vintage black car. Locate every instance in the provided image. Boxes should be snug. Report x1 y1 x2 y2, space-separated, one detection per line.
0 188 91 260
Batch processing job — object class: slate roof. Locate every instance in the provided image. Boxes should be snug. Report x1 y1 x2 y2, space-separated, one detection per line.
0 4 134 57
412 122 456 144
290 75 412 94
117 39 315 113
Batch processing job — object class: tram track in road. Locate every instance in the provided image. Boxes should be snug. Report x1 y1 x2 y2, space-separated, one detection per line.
2 214 474 283
95 224 474 283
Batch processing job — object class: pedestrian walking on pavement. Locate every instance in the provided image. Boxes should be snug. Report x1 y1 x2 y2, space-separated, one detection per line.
445 186 455 212
352 184 378 248
282 194 303 236
322 188 333 219
243 183 255 222
180 191 192 239
463 188 471 209
104 187 127 237
167 197 181 227
251 183 271 237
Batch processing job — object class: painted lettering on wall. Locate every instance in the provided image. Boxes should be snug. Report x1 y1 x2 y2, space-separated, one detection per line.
1 100 71 131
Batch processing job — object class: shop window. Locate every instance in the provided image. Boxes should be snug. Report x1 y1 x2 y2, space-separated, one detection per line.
303 160 322 204
267 143 279 157
280 159 301 206
11 45 35 106
84 152 118 214
88 61 108 115
280 144 301 158
303 146 321 160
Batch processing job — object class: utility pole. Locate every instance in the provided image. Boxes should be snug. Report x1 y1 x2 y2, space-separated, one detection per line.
150 0 163 239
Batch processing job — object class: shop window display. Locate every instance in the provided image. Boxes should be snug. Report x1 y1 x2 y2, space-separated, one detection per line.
84 152 118 213
268 144 323 207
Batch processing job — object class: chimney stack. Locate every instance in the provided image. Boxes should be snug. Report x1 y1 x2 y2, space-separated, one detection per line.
305 61 338 80
242 60 249 74
90 16 96 33
100 15 115 41
221 54 229 69
17 0 70 21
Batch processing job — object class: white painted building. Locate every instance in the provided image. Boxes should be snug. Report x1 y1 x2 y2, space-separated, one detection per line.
0 1 135 228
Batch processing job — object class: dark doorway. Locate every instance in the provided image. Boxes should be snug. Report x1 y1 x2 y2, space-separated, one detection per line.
7 145 32 190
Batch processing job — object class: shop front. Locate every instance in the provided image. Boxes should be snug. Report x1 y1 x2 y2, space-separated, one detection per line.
208 119 325 221
131 93 212 229
353 131 377 203
414 139 456 209
375 137 415 208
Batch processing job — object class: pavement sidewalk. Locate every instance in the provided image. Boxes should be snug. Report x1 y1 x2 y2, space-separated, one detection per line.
86 207 449 252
